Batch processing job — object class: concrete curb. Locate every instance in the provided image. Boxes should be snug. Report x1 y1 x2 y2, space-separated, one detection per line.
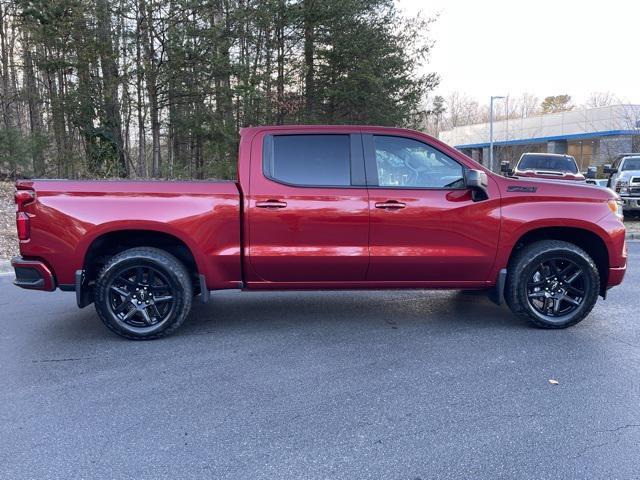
627 232 640 241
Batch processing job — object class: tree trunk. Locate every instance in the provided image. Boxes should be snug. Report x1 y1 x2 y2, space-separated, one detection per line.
212 2 234 132
140 0 161 177
70 13 99 175
22 32 45 176
303 0 315 121
135 4 147 177
0 3 16 173
96 0 127 177
275 0 285 124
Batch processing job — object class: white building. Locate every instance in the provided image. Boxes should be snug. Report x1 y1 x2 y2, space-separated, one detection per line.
439 104 640 171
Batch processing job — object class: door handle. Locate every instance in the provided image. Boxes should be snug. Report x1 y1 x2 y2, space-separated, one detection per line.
375 201 406 210
256 200 287 209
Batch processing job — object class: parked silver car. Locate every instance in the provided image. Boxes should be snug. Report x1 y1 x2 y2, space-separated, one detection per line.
604 154 640 213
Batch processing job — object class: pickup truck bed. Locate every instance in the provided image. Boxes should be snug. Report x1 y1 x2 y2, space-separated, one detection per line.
15 179 242 291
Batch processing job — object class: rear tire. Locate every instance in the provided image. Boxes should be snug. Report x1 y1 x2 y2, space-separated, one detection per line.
94 247 193 340
505 240 600 329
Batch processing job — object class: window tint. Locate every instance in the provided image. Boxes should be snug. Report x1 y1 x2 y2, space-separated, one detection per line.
621 157 640 171
266 135 351 186
373 136 464 188
518 154 578 174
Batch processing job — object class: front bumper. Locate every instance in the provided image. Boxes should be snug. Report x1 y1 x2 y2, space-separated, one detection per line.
608 266 626 289
620 196 640 211
11 257 56 291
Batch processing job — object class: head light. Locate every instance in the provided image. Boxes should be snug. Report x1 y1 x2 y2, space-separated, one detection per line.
607 199 624 219
615 180 629 194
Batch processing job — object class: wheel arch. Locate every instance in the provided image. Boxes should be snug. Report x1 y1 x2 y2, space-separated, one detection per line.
508 226 609 296
82 227 201 286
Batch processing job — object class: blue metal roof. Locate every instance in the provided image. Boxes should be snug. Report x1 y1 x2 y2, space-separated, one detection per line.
455 129 638 149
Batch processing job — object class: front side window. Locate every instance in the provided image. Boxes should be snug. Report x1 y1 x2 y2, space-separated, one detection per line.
373 136 464 188
265 134 351 186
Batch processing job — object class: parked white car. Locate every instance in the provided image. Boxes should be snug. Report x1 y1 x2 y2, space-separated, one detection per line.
604 154 640 214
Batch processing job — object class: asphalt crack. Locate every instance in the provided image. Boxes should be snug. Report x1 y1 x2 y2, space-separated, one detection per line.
32 356 98 363
595 423 640 434
570 424 640 459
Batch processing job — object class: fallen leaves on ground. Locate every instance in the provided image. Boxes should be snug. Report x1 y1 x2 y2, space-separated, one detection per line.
0 182 18 260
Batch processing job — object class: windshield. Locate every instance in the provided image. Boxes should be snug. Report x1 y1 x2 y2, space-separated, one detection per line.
621 157 640 171
517 154 578 174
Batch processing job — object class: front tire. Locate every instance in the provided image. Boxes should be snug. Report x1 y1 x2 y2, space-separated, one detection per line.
505 240 600 329
94 247 193 340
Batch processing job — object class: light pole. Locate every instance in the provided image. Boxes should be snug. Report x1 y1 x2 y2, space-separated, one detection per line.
489 95 505 171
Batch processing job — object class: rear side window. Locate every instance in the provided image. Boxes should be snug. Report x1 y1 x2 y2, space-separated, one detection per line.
264 134 351 186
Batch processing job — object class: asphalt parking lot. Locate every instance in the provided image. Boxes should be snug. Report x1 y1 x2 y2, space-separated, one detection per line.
1 243 639 479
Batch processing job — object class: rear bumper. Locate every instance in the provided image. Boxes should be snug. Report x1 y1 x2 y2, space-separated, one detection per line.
11 257 56 291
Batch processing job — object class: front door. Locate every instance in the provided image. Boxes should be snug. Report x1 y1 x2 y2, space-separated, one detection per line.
364 133 501 283
247 130 370 284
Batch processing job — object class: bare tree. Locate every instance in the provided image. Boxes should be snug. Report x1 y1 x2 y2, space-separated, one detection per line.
507 93 540 119
442 92 487 130
586 91 619 108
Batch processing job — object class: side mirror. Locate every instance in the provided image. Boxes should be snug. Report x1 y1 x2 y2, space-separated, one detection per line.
603 164 617 175
500 161 513 176
586 166 597 179
465 169 489 201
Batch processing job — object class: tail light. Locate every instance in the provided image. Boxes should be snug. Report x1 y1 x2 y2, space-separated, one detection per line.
15 189 35 208
16 212 30 240
15 189 35 241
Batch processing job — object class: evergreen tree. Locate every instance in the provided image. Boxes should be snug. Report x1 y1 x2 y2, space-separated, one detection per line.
1 0 439 179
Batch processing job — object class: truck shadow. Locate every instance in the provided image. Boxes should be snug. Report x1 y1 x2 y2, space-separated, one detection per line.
179 289 529 337
50 289 533 343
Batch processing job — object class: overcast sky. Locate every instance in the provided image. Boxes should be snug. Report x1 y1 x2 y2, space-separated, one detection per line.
399 0 640 105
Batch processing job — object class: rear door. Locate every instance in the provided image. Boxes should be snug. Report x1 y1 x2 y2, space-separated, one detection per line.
364 132 501 283
247 129 369 284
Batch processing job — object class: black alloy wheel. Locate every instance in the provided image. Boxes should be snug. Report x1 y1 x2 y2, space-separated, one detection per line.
505 240 600 329
526 258 586 319
95 247 193 339
107 265 176 331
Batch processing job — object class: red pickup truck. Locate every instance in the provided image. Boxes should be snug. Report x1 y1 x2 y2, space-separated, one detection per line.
12 126 627 339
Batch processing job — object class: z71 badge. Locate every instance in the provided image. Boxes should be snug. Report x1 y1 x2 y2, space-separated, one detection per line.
507 185 537 193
